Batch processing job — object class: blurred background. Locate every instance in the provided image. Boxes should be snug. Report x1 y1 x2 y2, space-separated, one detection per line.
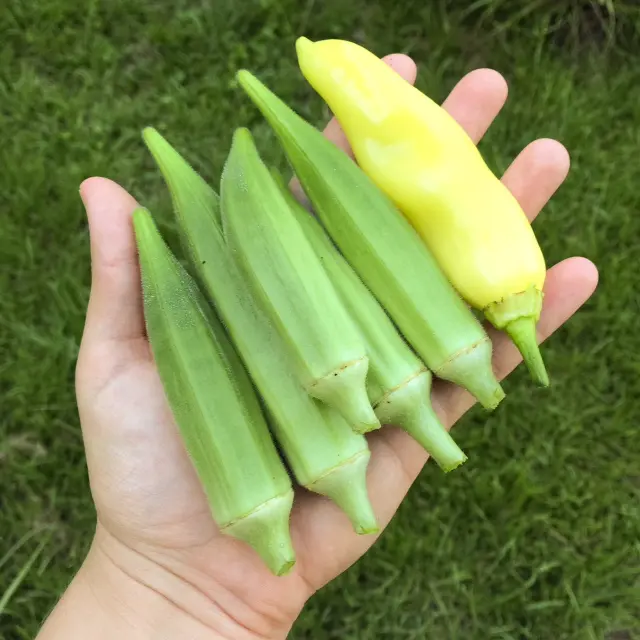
1 1 639 638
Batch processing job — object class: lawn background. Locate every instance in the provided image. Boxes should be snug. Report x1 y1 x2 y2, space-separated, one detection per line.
1 1 639 638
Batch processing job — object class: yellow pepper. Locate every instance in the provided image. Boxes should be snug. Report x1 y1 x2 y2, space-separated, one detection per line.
295 37 549 386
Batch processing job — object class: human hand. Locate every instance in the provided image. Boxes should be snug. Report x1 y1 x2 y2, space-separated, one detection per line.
39 55 598 640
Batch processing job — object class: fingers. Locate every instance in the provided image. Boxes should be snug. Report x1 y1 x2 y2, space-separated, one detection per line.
501 138 571 223
289 53 417 205
79 177 146 346
442 68 509 144
293 256 598 591
381 256 597 493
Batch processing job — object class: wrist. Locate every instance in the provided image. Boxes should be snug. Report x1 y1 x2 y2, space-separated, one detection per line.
38 525 293 640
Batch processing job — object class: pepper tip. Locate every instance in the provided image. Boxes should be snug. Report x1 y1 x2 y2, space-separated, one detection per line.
295 36 314 59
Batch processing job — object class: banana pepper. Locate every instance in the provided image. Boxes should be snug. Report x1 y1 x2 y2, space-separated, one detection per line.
295 37 549 386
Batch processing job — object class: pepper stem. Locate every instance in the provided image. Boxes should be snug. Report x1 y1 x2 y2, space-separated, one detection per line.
505 317 549 387
483 288 548 387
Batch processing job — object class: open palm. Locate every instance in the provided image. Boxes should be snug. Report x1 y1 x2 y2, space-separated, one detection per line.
74 56 598 639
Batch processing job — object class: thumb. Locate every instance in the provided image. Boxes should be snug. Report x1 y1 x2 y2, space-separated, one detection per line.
79 177 145 348
76 177 149 403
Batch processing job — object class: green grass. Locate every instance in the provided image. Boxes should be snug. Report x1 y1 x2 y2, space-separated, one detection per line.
1 0 639 638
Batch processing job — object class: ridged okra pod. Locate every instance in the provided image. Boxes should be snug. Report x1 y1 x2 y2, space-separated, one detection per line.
236 70 505 411
221 127 379 435
132 207 295 576
273 172 467 471
142 128 379 535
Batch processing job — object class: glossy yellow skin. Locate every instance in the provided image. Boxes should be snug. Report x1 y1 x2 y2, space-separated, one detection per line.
295 37 546 311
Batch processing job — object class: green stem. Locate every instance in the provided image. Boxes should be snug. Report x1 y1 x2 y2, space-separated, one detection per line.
223 491 296 576
436 338 505 411
310 358 381 434
484 287 548 387
505 317 549 387
308 451 379 535
375 371 467 471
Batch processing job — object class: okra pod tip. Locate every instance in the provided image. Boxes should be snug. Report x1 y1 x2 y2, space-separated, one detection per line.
436 337 505 411
375 371 467 472
308 450 379 535
223 491 297 577
309 357 380 435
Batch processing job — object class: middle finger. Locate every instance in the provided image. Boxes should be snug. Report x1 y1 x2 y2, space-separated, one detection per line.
442 67 509 144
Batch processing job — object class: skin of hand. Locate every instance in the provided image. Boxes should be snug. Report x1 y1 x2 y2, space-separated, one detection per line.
37 55 598 640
